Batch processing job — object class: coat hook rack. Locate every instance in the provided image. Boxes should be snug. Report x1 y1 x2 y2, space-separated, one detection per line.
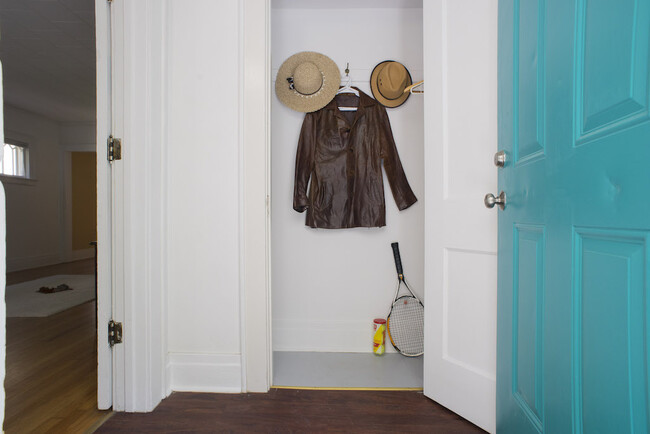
403 80 424 94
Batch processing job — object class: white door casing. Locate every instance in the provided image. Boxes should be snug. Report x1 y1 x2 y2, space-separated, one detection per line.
240 0 273 393
96 0 169 411
423 1 498 433
0 60 7 429
95 0 114 410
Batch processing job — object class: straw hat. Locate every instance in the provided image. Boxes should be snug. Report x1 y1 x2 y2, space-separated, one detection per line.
370 61 412 108
275 52 341 113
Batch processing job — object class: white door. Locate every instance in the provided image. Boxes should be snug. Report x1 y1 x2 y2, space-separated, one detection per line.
0 60 7 430
96 0 122 410
423 1 498 433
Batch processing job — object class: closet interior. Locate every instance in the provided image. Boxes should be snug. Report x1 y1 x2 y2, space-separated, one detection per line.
271 0 425 388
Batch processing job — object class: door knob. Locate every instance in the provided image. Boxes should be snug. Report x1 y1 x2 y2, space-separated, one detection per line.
494 150 506 167
484 191 506 210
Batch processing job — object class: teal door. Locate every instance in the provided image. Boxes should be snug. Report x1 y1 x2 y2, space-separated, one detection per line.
497 0 650 432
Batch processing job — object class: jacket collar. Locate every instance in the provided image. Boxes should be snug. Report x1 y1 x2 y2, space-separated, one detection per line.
324 88 377 111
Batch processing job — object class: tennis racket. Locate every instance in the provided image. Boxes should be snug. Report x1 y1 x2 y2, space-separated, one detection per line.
386 242 424 357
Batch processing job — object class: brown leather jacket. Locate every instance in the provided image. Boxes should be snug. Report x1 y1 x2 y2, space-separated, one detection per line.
293 90 417 228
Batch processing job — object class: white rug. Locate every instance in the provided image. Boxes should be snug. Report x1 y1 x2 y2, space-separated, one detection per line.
6 275 95 317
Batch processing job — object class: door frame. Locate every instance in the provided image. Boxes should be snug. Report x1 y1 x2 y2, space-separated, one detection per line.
95 0 116 410
240 0 438 392
240 0 273 393
95 0 169 411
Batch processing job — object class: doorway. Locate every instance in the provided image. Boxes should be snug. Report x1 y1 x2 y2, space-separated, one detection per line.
0 0 111 430
269 0 425 389
243 1 498 432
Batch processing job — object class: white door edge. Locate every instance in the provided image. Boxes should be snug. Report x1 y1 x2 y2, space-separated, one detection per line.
0 60 7 430
240 0 273 393
95 0 114 410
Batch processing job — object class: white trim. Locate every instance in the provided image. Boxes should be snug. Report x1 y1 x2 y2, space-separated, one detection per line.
114 0 168 412
6 253 61 273
238 0 247 394
241 0 272 393
168 354 242 393
95 0 114 410
0 62 6 425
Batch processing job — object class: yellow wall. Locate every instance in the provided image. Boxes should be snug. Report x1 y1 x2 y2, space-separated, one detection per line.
71 152 97 250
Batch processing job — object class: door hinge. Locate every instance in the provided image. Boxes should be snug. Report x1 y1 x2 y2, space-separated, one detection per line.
107 135 122 162
108 320 123 347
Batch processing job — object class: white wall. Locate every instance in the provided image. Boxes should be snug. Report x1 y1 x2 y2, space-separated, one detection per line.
2 106 96 271
3 105 64 271
165 0 242 392
60 122 96 146
271 5 424 353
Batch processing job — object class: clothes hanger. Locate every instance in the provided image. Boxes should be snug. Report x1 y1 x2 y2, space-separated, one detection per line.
403 80 424 94
336 63 360 111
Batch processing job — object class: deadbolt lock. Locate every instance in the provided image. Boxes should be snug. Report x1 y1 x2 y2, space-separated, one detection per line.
494 150 506 167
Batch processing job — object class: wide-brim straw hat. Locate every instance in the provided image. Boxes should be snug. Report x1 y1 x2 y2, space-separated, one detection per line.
275 52 341 113
370 60 412 108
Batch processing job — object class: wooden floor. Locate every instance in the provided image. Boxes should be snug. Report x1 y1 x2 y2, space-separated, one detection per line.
4 259 111 433
97 390 485 433
4 259 484 433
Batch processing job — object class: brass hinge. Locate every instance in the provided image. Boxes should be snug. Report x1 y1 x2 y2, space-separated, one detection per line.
107 135 122 162
108 320 123 347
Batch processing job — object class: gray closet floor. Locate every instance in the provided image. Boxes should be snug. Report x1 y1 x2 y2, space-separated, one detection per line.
273 351 423 389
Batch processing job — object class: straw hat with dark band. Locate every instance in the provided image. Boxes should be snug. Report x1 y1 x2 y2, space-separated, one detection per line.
370 60 412 108
276 52 341 113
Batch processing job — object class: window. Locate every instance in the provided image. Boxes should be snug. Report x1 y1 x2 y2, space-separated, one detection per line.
2 140 29 178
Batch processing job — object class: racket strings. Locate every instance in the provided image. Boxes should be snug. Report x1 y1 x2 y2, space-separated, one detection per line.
388 296 424 356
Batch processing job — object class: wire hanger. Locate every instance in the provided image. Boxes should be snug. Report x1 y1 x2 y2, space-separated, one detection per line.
403 80 424 94
336 63 359 111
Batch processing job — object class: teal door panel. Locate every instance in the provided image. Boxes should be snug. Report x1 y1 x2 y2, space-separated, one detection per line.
498 0 650 433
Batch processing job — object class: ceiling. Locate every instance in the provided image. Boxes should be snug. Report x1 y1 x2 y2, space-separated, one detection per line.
0 0 96 123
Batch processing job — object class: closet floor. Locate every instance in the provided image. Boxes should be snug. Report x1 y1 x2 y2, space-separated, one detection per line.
273 351 423 389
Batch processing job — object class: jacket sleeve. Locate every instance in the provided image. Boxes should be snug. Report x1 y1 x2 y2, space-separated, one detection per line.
293 113 316 212
378 107 418 210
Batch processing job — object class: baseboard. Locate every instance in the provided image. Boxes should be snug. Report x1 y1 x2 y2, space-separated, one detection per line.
68 247 95 262
166 358 173 397
168 353 242 393
272 319 396 353
6 253 61 272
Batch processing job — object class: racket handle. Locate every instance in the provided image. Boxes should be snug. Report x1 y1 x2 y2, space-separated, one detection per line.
391 242 404 278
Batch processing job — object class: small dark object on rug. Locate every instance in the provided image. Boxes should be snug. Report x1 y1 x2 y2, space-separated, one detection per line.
38 284 73 294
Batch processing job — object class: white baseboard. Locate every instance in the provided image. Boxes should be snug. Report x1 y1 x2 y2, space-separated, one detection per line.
6 253 61 272
272 319 396 353
168 353 242 393
68 247 95 262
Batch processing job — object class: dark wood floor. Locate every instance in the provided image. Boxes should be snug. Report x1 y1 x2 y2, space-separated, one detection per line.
4 259 111 433
5 259 485 433
97 389 485 433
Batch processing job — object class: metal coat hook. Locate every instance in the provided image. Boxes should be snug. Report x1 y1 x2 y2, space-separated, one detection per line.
345 62 350 76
